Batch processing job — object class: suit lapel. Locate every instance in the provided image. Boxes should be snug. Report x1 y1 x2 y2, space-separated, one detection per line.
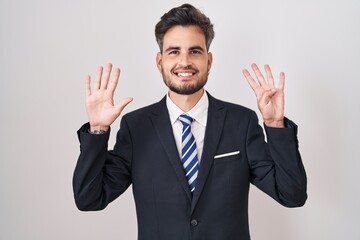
191 93 226 212
149 94 227 206
150 97 192 201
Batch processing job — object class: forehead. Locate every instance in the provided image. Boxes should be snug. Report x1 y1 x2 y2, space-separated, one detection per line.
163 25 206 48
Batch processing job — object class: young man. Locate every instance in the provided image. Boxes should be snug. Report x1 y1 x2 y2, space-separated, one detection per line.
73 4 307 240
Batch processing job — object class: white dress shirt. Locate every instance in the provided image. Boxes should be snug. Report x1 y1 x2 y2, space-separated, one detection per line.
166 91 208 163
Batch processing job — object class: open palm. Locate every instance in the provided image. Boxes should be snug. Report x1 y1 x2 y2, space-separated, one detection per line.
242 63 285 128
85 63 133 131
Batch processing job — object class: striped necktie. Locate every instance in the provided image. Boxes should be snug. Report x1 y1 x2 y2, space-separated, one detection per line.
179 114 199 193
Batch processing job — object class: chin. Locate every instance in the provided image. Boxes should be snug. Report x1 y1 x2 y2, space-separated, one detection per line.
169 84 205 95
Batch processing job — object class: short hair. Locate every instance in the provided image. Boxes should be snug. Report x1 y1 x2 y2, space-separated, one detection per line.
155 3 215 52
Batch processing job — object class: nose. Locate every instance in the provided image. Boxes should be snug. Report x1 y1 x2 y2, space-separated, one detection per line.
178 52 191 67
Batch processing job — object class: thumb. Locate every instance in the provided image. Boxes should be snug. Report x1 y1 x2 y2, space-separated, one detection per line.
115 97 133 114
259 89 276 106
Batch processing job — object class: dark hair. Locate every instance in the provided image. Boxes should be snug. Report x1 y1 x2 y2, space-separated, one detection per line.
155 3 215 52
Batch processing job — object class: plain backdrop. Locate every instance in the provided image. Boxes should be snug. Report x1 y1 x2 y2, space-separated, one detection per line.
1 0 359 239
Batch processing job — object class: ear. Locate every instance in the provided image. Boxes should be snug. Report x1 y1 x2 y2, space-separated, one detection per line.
156 52 162 72
207 52 213 71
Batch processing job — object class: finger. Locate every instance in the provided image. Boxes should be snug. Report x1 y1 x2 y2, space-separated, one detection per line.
264 64 275 88
259 89 276 107
108 68 121 95
115 97 133 114
100 63 112 89
85 75 91 97
251 63 267 86
242 68 259 92
278 72 285 90
94 66 103 90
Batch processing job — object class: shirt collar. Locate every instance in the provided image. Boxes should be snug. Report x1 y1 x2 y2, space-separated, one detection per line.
166 91 208 127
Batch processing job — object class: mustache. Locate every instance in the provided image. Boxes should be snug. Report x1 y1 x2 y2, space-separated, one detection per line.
172 65 198 72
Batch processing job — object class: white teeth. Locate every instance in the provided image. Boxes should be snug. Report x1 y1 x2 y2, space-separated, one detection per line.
177 72 193 77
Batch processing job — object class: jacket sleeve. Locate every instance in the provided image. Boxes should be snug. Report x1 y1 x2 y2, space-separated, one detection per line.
72 117 132 211
246 112 307 207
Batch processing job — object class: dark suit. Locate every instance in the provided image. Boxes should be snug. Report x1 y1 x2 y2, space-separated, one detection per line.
73 93 307 240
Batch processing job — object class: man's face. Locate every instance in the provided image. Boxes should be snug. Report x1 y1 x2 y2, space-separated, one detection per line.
156 25 212 95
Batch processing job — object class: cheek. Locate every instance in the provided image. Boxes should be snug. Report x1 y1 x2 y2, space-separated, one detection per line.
162 62 175 73
195 58 210 70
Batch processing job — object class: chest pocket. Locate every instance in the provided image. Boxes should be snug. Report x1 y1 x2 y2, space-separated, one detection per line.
213 151 241 163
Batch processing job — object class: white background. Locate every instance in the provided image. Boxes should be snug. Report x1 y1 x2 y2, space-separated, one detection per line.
1 0 359 239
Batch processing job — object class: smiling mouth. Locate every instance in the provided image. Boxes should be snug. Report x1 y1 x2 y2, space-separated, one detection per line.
173 68 198 77
175 72 195 77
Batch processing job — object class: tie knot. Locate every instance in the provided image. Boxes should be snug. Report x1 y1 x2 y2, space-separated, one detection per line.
179 114 193 127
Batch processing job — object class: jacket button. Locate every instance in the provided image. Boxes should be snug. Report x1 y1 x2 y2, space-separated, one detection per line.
190 219 198 226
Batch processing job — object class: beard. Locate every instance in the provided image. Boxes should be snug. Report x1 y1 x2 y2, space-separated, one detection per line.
161 67 209 95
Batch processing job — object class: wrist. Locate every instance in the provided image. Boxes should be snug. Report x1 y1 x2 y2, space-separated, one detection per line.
88 129 108 134
264 119 285 128
89 125 110 132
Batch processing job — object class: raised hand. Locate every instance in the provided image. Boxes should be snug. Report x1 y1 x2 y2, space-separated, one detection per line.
242 63 285 128
85 63 133 132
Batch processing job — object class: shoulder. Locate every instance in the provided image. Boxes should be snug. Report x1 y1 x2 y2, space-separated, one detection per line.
208 93 255 117
207 93 260 129
122 96 166 122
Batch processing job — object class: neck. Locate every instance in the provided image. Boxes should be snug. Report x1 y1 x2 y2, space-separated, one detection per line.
168 89 204 112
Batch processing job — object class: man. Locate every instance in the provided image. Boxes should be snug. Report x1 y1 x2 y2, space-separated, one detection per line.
73 3 307 240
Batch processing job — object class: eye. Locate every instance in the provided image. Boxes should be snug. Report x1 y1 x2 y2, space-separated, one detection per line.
190 50 202 54
169 50 179 55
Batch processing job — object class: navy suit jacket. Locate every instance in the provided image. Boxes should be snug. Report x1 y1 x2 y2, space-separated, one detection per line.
73 93 307 240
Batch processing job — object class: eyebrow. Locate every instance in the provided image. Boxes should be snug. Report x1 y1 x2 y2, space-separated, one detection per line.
189 46 205 52
164 45 206 53
164 46 180 52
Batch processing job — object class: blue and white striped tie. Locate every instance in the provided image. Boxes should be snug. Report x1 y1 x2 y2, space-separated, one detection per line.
179 114 199 193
